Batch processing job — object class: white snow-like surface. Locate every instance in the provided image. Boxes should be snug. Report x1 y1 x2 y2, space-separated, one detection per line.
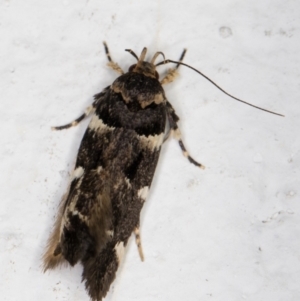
1 1 300 300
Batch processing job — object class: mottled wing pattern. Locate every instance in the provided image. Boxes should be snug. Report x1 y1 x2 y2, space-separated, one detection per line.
44 72 167 300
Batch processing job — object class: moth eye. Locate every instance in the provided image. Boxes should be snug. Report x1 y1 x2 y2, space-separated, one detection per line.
129 64 136 72
155 71 159 79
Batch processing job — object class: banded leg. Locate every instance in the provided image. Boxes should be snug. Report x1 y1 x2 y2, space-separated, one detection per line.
52 88 109 130
52 105 95 131
160 48 187 85
103 42 124 75
166 101 205 169
134 227 144 261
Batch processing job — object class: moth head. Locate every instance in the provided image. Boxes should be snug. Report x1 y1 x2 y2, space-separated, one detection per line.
126 47 164 79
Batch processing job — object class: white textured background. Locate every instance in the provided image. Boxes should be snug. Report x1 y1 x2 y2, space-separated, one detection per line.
1 1 300 300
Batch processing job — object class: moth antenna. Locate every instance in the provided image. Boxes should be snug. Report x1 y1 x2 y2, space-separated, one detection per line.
138 47 147 63
156 59 284 117
175 49 187 69
103 41 113 62
125 49 139 61
130 47 148 70
151 51 166 65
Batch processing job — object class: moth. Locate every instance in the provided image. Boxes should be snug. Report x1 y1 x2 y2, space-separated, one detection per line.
44 42 283 301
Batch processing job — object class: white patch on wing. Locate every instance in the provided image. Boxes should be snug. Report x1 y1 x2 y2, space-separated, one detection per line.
89 115 115 132
73 166 84 179
96 166 103 174
139 133 164 151
106 230 114 238
115 242 125 263
138 186 149 201
124 177 131 187
62 178 88 224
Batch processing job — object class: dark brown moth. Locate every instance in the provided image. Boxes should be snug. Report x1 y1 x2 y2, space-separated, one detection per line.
44 42 283 301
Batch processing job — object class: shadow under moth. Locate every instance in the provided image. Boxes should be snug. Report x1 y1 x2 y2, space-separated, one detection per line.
44 42 283 300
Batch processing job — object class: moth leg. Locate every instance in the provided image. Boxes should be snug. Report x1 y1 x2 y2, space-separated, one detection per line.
173 127 205 169
134 227 144 262
166 101 205 169
103 42 124 75
160 48 187 85
52 104 96 130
